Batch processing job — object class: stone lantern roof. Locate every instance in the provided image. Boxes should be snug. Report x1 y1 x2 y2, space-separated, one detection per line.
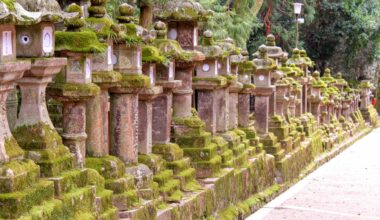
55 4 106 54
321 68 336 85
84 0 120 41
253 45 277 71
17 0 77 22
0 1 42 24
287 48 306 67
311 71 327 88
335 72 348 87
154 0 211 22
217 37 241 57
151 21 203 62
299 49 314 67
196 30 224 58
265 34 286 59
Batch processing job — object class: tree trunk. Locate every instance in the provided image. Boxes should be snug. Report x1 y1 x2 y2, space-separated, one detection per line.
140 5 153 28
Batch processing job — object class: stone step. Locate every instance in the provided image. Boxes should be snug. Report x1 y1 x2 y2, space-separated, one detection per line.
192 155 222 179
73 212 96 220
221 131 242 148
85 156 126 180
113 190 140 211
0 159 40 193
182 143 218 162
48 168 88 197
118 199 157 220
105 175 135 194
232 143 246 156
61 186 96 216
175 167 196 189
0 180 55 219
138 154 166 174
152 143 184 162
176 131 212 148
95 189 114 214
153 169 174 186
25 144 74 177
98 207 118 220
160 179 183 202
166 157 191 174
17 199 63 220
221 149 233 165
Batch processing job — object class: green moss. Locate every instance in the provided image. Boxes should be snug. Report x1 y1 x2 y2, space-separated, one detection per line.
86 168 105 190
12 122 63 150
1 0 15 11
221 74 237 84
85 156 125 179
152 143 184 162
117 23 143 46
142 45 168 64
84 17 118 40
92 70 122 84
173 115 205 128
153 39 196 61
4 136 24 160
55 30 107 53
0 180 55 219
182 179 202 191
118 74 151 89
193 76 228 86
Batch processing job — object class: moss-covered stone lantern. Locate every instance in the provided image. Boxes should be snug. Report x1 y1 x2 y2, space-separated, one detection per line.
138 44 164 154
48 3 103 168
193 30 227 134
265 34 287 117
0 4 34 213
253 45 277 134
107 3 150 166
146 20 202 198
13 0 74 177
287 48 309 114
335 72 348 93
217 37 245 130
237 50 256 127
310 71 326 125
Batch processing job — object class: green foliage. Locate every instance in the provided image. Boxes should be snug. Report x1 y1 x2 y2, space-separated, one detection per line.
199 0 262 48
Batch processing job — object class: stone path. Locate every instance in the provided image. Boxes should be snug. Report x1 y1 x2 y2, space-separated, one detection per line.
247 128 380 220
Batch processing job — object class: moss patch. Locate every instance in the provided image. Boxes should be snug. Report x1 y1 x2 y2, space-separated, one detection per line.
92 71 122 84
4 136 24 160
142 45 168 64
118 74 151 89
55 30 107 53
12 122 63 150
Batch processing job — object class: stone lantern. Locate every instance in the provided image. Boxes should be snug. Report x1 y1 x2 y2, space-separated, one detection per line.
193 30 226 134
253 45 277 134
48 4 103 168
321 68 336 86
139 45 164 155
358 80 374 122
287 48 309 114
217 37 244 130
155 1 228 179
252 45 284 165
82 0 122 160
265 34 286 116
237 50 255 128
335 72 348 93
309 71 326 125
13 0 74 177
154 0 207 119
150 21 201 193
109 3 151 166
0 0 33 176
